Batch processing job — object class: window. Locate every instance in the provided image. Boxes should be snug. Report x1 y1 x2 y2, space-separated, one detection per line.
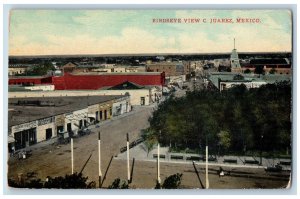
140 97 145 105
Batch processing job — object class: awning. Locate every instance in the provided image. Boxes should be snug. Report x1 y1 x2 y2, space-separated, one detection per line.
88 114 96 118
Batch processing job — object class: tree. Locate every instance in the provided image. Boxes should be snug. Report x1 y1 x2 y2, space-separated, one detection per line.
26 62 55 76
8 173 96 189
44 173 95 189
233 74 245 80
155 173 183 189
254 65 265 75
218 130 231 153
147 82 291 155
269 68 277 74
108 178 129 189
141 128 157 157
244 69 251 74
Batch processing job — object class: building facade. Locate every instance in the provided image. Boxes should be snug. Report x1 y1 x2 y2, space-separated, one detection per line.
146 62 190 77
9 72 165 90
8 95 130 151
8 65 28 76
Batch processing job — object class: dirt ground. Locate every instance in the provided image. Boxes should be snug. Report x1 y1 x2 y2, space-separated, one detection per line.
7 106 290 189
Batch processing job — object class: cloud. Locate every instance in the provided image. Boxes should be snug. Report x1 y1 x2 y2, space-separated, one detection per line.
9 10 292 55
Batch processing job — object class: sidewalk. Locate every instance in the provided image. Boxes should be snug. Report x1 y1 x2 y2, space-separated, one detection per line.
115 143 292 171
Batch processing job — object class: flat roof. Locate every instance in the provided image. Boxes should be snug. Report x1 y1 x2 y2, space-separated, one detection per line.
9 76 47 79
146 62 184 65
9 85 54 92
70 72 161 76
208 72 291 88
8 95 125 127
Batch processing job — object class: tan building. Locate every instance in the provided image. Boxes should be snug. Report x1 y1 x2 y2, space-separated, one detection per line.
146 62 191 77
61 62 77 73
9 84 162 106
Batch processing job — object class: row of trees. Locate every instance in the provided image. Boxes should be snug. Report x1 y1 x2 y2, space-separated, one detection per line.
15 62 55 76
9 172 183 189
8 173 95 189
143 81 291 156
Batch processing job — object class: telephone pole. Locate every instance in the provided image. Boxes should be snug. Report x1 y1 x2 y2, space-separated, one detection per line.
98 131 102 188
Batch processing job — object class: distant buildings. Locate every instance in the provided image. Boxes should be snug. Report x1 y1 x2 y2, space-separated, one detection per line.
8 64 30 76
9 72 165 90
146 61 191 77
243 58 291 75
59 62 146 74
208 72 291 91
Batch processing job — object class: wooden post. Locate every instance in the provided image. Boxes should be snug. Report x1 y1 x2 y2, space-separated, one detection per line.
98 131 102 188
71 138 74 174
127 133 130 183
205 145 209 189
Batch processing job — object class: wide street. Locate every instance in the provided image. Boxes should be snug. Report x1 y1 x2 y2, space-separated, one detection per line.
8 103 290 189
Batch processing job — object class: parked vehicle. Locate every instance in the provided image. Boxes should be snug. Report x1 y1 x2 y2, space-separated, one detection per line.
58 132 71 144
78 128 92 136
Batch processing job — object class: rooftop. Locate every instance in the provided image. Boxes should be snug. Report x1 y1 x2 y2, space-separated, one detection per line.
108 81 145 90
9 85 54 92
69 72 162 76
208 72 291 88
8 95 125 127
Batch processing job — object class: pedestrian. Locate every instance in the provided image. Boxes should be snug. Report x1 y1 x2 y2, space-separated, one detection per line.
219 167 224 178
11 145 15 157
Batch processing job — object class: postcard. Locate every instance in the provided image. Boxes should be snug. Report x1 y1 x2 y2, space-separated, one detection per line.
7 9 292 190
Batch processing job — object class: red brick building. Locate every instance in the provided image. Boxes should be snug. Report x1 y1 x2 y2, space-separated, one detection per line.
9 72 165 90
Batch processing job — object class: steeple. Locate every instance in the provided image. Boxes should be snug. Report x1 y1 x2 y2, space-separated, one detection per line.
234 38 235 50
230 38 241 68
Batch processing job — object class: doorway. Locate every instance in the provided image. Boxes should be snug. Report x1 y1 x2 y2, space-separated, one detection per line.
14 128 37 150
46 128 52 140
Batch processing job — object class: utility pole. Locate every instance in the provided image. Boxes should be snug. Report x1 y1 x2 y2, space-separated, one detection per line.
193 76 196 92
157 130 161 187
98 131 102 188
157 142 161 186
127 133 130 183
234 38 236 49
71 138 74 174
205 145 209 189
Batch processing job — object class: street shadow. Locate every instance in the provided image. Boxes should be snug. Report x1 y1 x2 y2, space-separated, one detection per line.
129 158 135 183
101 156 114 186
192 161 205 189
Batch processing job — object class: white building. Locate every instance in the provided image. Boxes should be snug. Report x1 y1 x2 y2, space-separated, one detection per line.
9 84 162 106
219 80 267 91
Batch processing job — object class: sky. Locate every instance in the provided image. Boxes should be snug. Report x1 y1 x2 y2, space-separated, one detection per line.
9 10 292 56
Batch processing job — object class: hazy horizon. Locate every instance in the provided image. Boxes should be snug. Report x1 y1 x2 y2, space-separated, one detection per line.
8 51 292 59
9 10 292 56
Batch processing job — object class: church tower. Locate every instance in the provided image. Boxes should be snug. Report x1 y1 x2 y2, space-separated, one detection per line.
230 38 241 69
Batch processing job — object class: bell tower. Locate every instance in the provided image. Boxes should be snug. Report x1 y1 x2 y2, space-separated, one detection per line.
230 38 241 69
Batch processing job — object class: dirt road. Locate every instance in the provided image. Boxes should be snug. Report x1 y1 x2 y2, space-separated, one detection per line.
7 106 290 189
